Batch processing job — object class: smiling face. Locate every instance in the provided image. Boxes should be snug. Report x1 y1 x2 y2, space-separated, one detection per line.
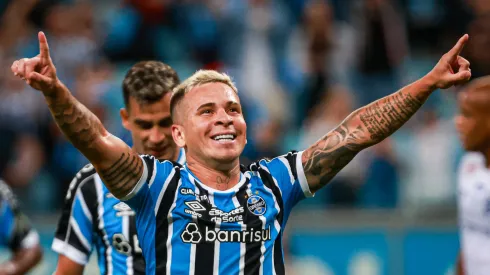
171 82 247 167
121 93 178 160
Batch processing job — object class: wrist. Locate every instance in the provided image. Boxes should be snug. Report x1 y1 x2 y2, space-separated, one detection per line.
43 79 64 98
419 73 439 92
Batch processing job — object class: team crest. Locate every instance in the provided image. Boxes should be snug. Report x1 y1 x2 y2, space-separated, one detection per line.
247 195 267 216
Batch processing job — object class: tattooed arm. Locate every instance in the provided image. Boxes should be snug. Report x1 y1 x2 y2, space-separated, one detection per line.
11 32 142 199
302 35 472 193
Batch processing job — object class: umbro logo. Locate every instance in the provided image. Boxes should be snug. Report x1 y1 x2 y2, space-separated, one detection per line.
185 201 207 212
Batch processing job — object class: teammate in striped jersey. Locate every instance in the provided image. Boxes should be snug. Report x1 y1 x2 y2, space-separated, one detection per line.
454 76 490 275
51 61 185 275
0 179 42 275
13 32 471 274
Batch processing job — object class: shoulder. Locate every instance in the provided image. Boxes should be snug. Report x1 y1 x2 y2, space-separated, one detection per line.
0 179 17 208
459 152 485 173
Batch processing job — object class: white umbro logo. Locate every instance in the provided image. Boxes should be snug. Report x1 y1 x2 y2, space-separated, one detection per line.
185 201 206 212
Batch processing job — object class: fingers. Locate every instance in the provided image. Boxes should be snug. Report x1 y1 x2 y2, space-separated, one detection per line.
458 56 470 72
11 57 41 80
28 72 51 84
447 34 469 58
38 31 51 64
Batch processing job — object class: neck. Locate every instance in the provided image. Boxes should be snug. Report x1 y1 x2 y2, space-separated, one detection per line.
186 155 241 191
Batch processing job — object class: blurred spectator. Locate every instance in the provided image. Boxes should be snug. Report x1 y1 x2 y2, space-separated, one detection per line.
298 86 366 206
350 0 408 105
358 138 399 209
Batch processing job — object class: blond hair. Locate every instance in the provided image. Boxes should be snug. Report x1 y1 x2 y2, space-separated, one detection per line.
170 70 238 120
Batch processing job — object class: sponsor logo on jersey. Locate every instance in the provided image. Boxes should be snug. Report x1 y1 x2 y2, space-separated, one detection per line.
181 222 271 244
113 202 135 217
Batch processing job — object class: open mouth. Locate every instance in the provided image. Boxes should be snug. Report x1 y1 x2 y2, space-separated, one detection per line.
211 134 236 141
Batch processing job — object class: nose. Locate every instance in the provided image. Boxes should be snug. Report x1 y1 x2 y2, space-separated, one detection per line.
215 108 233 126
148 127 165 144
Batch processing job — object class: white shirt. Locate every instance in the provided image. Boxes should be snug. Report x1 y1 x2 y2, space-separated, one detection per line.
458 152 490 275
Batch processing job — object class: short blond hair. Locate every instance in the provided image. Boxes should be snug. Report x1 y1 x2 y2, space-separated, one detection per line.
170 70 238 120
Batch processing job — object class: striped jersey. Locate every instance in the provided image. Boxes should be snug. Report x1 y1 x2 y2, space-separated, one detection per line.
123 150 313 275
52 149 186 274
0 179 40 252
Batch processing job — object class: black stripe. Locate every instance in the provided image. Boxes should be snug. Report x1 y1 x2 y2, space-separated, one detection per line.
129 214 146 275
143 156 155 185
236 179 262 275
155 166 181 275
54 164 96 241
257 163 286 275
284 152 299 180
193 182 214 275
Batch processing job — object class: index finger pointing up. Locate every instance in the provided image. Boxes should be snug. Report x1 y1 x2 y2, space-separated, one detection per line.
448 34 469 58
38 31 51 62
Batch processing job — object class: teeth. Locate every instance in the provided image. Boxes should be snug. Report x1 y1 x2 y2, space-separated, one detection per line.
214 134 234 141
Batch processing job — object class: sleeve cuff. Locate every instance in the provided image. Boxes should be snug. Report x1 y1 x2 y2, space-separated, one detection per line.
51 238 89 265
296 151 314 198
120 155 149 201
20 230 39 249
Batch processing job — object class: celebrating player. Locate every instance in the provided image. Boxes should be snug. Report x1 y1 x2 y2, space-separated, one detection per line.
454 76 490 275
51 61 185 275
12 31 471 274
0 179 42 275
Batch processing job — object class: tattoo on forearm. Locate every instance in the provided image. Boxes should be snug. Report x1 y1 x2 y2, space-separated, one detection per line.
359 92 425 143
303 90 428 191
99 153 143 198
47 92 104 152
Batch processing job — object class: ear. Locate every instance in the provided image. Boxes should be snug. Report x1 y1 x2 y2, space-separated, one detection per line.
120 108 130 130
172 124 186 147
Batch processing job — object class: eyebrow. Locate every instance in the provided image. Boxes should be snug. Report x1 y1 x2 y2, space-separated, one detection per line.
197 101 240 110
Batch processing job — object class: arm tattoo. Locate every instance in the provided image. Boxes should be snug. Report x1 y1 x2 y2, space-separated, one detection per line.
99 153 143 198
45 86 105 157
359 91 425 143
303 88 428 191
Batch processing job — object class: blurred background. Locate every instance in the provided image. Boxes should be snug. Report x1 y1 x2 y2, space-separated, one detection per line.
0 0 487 274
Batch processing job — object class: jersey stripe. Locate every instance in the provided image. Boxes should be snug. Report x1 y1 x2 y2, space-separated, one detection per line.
129 214 145 274
193 181 215 275
232 195 246 275
257 166 285 275
236 180 261 275
123 215 134 275
95 176 113 275
208 191 220 275
155 166 181 274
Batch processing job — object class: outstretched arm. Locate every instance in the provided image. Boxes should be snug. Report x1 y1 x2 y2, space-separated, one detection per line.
11 32 143 199
303 34 472 193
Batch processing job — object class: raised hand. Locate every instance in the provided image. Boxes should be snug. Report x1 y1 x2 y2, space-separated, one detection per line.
11 31 58 94
426 34 472 89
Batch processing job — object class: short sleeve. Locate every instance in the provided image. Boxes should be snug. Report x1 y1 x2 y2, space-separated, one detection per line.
122 155 178 214
257 151 313 219
52 165 97 265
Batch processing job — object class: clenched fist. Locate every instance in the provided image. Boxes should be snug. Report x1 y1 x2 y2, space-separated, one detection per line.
11 31 59 95
425 34 472 89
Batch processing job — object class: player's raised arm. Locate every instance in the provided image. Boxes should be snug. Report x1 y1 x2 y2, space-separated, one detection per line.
10 32 144 199
302 34 472 193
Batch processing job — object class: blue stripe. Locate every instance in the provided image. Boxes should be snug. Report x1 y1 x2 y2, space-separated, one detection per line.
213 190 241 275
170 179 193 274
72 195 92 243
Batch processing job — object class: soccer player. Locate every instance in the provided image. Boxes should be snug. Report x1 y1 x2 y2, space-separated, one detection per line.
12 31 471 274
0 179 42 275
51 61 186 275
454 76 490 275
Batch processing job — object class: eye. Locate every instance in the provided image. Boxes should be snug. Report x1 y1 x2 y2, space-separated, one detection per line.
201 109 213 115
